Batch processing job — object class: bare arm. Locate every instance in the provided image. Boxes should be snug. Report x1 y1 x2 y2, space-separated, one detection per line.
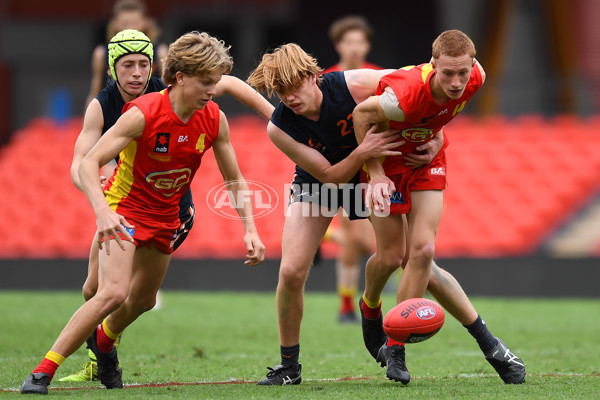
214 75 275 120
267 121 402 185
71 99 104 190
352 96 398 211
352 96 391 176
344 68 396 104
78 106 145 254
212 111 265 266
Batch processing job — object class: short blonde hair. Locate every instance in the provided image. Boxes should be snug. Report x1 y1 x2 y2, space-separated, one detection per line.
247 43 323 97
161 31 233 85
432 29 476 59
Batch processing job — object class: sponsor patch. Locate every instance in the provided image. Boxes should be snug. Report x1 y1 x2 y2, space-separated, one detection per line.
155 133 170 153
390 191 404 204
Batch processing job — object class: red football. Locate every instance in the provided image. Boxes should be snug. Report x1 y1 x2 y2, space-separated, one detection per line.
383 298 445 344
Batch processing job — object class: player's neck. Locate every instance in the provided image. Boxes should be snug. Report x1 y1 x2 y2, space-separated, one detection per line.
168 87 196 123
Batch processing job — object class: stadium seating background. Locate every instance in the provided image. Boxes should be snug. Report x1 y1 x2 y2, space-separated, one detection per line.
1 113 599 260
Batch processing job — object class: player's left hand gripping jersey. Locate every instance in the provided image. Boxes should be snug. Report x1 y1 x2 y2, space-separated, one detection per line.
104 88 220 222
377 63 483 175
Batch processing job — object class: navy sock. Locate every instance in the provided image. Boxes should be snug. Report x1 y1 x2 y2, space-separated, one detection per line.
463 315 497 354
280 344 300 366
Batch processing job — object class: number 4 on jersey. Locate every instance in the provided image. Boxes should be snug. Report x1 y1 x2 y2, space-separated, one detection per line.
196 134 206 152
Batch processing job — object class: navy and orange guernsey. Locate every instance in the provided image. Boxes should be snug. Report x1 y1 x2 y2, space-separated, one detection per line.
104 87 220 223
376 62 483 175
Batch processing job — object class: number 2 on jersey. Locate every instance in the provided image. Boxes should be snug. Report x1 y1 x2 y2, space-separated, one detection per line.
337 113 353 136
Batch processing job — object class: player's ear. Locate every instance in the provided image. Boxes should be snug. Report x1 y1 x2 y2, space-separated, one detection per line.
430 57 436 68
176 71 185 85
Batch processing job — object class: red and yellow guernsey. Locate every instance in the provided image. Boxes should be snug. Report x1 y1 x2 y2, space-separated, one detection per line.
104 88 220 223
376 62 483 175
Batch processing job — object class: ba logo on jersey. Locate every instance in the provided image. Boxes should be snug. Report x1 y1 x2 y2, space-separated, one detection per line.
146 168 191 197
401 127 434 143
155 133 170 153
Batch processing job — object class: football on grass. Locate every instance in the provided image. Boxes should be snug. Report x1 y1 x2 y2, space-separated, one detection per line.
383 298 445 343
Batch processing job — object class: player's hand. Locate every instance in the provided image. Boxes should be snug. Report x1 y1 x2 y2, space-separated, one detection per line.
360 125 404 159
365 175 395 215
405 132 443 168
243 232 265 266
95 210 134 255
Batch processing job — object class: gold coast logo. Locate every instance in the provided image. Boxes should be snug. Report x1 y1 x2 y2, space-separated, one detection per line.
401 127 434 143
206 180 279 220
146 168 192 197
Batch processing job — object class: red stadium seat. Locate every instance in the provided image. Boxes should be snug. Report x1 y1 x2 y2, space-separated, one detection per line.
2 115 600 259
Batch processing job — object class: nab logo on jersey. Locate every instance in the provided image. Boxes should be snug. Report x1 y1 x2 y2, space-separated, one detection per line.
155 133 170 153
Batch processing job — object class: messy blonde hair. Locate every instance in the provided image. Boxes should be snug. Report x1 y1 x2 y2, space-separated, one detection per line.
247 43 323 97
162 31 233 85
432 29 476 60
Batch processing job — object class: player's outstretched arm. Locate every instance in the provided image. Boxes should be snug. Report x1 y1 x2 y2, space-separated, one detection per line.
78 107 143 254
214 75 275 121
212 111 265 266
268 122 402 185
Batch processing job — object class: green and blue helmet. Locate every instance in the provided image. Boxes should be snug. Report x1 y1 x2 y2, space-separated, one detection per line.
108 29 154 81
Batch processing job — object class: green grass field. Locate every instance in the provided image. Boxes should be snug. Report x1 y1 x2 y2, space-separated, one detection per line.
1 291 598 398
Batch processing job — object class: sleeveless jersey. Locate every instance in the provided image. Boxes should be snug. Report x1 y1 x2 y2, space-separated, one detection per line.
376 62 483 175
104 88 220 223
270 71 360 184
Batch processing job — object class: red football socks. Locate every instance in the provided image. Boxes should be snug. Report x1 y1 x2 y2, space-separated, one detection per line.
340 294 355 313
32 351 65 381
96 322 118 353
361 296 382 319
387 337 405 347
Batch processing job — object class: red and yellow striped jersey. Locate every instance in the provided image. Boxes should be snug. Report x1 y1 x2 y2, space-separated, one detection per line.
376 63 483 175
104 88 220 223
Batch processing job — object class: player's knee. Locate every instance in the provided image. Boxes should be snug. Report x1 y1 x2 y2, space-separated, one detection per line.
128 296 156 313
82 283 97 302
375 252 404 274
278 264 308 290
96 286 128 309
410 242 435 265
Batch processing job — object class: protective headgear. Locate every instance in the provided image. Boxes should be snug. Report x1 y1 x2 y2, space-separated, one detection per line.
108 29 153 82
